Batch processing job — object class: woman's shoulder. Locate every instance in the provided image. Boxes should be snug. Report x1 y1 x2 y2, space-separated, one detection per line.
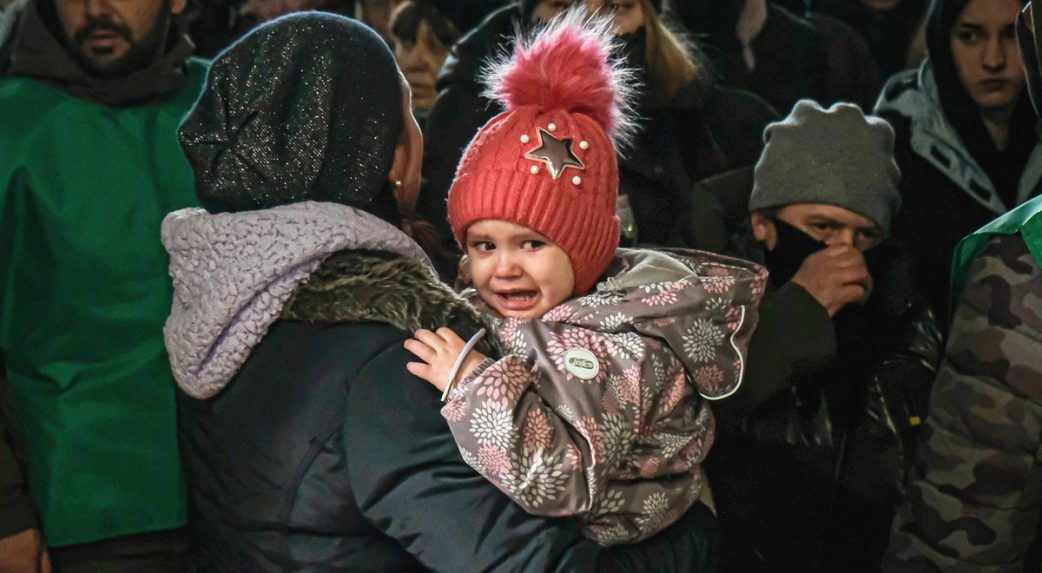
701 84 779 124
681 85 778 169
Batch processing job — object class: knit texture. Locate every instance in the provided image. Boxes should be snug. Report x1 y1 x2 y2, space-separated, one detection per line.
162 201 431 399
448 11 635 294
749 99 902 236
178 13 403 219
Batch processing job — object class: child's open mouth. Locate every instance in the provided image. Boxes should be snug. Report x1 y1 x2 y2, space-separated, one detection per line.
495 290 539 311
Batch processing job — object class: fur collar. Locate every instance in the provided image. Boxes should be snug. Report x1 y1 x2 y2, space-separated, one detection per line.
282 249 486 346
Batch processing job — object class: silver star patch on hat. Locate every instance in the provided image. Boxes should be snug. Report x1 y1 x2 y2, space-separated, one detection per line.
523 128 586 180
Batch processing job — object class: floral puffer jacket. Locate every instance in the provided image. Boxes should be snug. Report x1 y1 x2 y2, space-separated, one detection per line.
442 248 767 546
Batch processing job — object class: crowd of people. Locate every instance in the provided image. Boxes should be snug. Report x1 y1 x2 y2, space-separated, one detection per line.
0 0 1039 572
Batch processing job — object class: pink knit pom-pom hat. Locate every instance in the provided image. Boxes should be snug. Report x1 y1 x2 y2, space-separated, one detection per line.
447 8 638 295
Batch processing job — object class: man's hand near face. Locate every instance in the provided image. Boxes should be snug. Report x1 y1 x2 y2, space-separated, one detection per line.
792 244 873 316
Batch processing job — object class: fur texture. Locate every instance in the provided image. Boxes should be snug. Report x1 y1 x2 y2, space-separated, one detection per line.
282 250 490 353
481 7 638 151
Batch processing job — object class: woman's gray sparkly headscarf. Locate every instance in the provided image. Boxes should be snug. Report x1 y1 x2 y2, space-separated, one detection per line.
179 12 404 218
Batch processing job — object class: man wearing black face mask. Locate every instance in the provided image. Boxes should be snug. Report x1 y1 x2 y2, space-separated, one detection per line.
0 0 206 571
706 100 942 573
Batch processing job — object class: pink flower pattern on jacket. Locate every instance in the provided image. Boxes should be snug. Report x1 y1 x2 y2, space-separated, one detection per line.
441 249 766 545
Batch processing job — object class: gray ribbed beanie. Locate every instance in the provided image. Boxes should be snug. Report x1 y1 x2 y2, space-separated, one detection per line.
748 100 902 237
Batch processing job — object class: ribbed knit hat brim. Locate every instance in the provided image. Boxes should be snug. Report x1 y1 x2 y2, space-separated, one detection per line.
749 100 902 236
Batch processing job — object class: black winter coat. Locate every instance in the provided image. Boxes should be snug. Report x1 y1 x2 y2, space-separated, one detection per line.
813 0 928 80
178 252 718 572
706 242 942 573
880 108 1039 330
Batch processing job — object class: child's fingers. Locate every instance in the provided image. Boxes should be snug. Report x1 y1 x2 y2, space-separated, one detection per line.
403 339 436 363
406 361 444 390
405 361 429 378
413 328 448 350
435 327 465 346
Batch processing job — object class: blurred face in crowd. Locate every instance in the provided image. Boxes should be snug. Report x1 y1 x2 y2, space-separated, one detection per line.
753 204 882 253
394 22 449 111
465 220 575 319
530 0 644 35
391 4 455 112
951 0 1025 113
55 0 186 78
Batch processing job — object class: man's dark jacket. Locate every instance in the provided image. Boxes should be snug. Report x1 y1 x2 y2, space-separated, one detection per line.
707 242 941 573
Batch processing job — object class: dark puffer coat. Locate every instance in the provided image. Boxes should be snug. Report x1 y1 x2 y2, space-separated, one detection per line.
164 203 717 572
707 241 942 573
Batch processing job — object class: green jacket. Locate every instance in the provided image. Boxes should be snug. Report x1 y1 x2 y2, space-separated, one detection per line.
0 58 208 547
950 194 1042 313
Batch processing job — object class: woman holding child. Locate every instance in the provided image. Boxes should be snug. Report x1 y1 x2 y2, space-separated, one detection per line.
406 11 766 547
164 10 731 572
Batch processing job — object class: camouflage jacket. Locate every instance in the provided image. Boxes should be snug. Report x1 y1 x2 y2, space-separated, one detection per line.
882 233 1042 572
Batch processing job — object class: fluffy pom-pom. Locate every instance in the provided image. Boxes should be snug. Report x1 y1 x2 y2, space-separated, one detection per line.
481 7 639 151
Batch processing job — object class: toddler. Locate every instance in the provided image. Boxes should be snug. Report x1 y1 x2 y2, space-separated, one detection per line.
405 12 766 546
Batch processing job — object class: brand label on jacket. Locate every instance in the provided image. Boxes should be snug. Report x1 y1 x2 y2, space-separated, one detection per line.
564 348 600 380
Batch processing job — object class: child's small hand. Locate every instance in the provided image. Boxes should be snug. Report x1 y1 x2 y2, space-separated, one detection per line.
404 327 487 391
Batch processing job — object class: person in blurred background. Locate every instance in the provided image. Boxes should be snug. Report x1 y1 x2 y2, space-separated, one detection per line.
190 0 356 58
814 0 930 78
875 0 1042 331
421 0 775 280
667 0 881 114
390 1 455 119
389 0 506 121
708 100 940 573
881 1 1042 569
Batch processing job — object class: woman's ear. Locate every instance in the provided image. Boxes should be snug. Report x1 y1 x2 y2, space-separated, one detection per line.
389 82 424 215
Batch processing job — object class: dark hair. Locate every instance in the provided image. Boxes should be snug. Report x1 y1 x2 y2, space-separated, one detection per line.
925 0 1036 202
926 0 983 127
390 0 459 47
